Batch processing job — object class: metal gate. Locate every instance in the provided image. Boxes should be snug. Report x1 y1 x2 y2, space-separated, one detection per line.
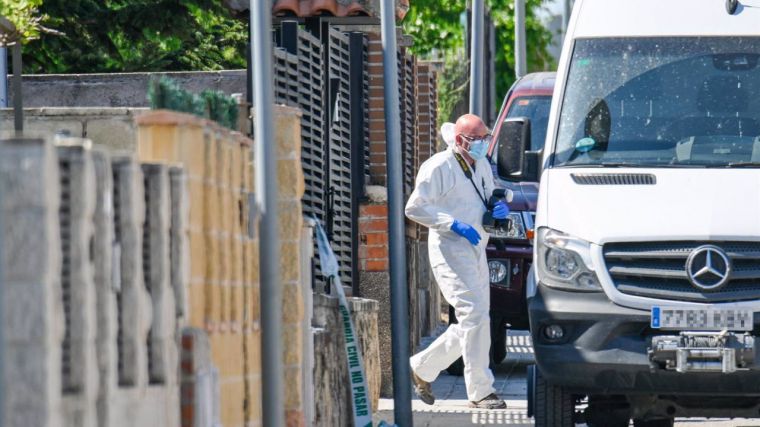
326 27 354 286
274 21 370 290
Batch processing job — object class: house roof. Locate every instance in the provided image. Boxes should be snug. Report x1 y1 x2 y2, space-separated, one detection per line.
223 0 409 20
273 0 368 17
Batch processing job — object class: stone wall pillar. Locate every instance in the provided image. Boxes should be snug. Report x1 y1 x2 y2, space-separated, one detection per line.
349 298 381 413
112 156 152 389
0 135 64 427
142 164 177 385
312 294 381 426
271 106 306 427
56 142 99 427
312 294 349 427
90 149 118 427
170 167 190 324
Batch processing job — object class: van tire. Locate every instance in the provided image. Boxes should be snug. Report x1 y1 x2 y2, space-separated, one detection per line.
533 366 575 427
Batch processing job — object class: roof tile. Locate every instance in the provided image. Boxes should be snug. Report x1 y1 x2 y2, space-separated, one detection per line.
225 0 409 20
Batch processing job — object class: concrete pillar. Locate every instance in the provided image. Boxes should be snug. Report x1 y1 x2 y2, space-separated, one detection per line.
56 142 99 427
0 135 64 427
311 294 381 426
141 163 176 385
112 156 152 389
90 149 119 427
169 167 189 323
300 219 315 427
349 298 381 414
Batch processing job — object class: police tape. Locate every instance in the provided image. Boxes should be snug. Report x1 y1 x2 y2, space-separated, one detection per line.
314 221 373 427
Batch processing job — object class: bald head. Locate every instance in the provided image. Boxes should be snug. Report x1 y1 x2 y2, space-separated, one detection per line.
453 114 489 162
455 114 488 138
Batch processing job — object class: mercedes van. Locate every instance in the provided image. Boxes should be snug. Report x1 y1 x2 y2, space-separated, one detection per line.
494 0 760 425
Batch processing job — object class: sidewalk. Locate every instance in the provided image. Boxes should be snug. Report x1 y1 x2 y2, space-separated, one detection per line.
373 331 534 427
373 330 760 427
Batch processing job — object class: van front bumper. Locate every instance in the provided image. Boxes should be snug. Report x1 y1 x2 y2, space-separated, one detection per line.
529 285 760 395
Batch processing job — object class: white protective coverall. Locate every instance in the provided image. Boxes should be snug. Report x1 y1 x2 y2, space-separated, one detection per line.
405 137 496 402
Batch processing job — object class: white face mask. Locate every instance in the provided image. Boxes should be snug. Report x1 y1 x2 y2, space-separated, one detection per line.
468 139 489 160
459 134 493 160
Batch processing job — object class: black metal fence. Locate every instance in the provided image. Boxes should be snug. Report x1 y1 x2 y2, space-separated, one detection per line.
271 19 436 292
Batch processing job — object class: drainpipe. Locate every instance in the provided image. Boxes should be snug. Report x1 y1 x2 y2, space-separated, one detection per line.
562 0 572 42
515 0 527 79
250 1 284 426
379 0 413 425
469 0 484 116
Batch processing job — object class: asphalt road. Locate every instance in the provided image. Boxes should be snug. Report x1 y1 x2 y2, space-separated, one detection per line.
374 331 760 427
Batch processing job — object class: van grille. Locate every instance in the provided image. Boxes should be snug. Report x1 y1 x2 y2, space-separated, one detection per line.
603 241 760 303
571 173 656 185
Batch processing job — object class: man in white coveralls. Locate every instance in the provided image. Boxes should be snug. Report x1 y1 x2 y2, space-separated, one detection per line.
405 113 509 409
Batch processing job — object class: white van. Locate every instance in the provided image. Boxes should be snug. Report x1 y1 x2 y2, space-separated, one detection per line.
494 0 760 425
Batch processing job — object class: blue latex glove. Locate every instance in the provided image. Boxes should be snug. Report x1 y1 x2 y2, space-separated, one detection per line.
492 201 510 220
451 220 481 245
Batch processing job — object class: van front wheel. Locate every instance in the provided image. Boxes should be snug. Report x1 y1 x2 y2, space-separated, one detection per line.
532 366 575 427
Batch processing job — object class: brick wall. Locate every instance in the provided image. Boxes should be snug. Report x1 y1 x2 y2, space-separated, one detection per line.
138 111 251 427
137 106 308 427
358 204 389 272
367 33 388 187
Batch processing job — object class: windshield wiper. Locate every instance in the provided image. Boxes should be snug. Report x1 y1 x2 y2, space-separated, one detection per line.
584 162 648 168
726 161 760 168
560 162 639 168
563 162 709 169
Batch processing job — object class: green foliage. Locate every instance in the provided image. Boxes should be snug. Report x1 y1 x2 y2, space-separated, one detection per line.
437 53 469 125
404 0 554 119
0 0 45 45
148 76 238 130
22 0 247 73
201 88 238 129
403 0 467 55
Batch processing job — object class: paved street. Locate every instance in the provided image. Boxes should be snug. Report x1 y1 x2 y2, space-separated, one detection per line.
374 331 760 427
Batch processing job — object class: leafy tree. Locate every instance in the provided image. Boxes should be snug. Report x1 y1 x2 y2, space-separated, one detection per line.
404 0 554 118
0 0 49 45
436 52 470 126
22 0 247 73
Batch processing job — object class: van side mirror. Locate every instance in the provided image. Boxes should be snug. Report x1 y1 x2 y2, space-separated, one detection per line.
497 118 538 182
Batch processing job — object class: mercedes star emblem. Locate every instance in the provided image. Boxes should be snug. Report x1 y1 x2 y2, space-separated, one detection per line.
685 245 732 291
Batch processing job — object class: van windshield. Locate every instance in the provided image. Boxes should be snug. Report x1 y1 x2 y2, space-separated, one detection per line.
507 96 552 151
553 37 760 168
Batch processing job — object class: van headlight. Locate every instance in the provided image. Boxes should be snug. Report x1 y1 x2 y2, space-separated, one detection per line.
485 212 527 239
536 227 602 292
488 260 509 285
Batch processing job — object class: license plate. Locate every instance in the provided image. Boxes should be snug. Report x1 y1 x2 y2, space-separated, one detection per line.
651 307 754 331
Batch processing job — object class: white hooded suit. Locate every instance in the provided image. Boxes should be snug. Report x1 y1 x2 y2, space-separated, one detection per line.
405 137 497 402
